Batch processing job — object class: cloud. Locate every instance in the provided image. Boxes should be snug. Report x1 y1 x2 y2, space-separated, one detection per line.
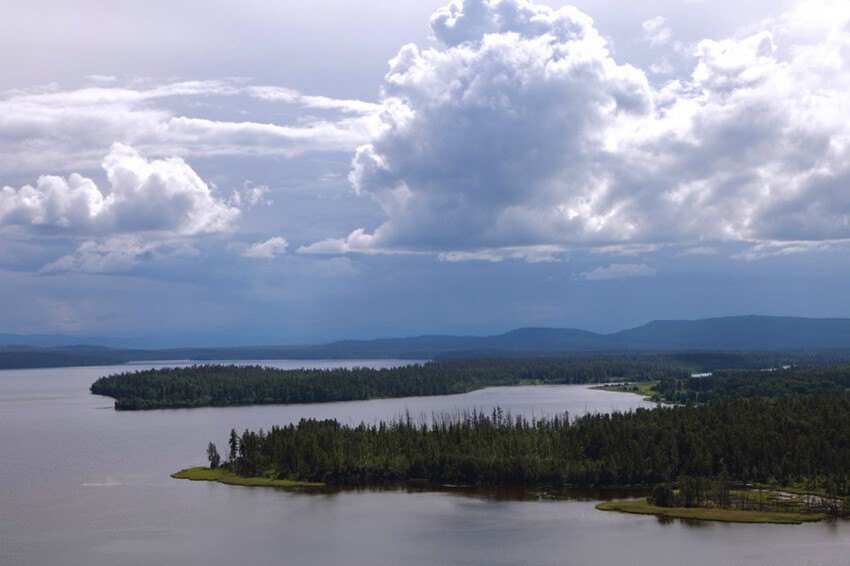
298 228 389 255
580 263 656 280
0 143 239 236
649 57 674 75
732 240 838 261
40 236 196 274
302 0 850 261
0 80 381 176
642 16 672 46
7 0 850 270
308 0 651 260
84 75 118 85
437 246 564 262
229 184 272 208
243 236 289 259
246 86 382 114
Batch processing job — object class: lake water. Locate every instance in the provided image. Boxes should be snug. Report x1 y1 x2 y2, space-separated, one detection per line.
3 361 850 566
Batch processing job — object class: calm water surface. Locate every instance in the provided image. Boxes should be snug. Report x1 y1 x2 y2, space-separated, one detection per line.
2 361 850 566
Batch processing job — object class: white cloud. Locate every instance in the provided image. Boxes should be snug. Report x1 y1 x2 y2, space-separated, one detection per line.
310 0 652 260
243 236 289 259
246 86 382 114
438 245 564 262
303 0 850 261
0 80 381 176
593 244 660 257
732 240 838 261
159 114 378 159
580 263 656 280
649 57 675 75
7 0 850 269
642 16 672 46
229 184 272 208
84 75 118 85
298 228 389 255
0 144 239 236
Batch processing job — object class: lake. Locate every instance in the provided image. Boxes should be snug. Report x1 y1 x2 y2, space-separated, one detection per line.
2 361 850 566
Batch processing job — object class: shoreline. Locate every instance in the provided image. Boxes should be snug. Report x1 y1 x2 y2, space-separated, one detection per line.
173 467 832 525
171 467 325 488
590 381 661 402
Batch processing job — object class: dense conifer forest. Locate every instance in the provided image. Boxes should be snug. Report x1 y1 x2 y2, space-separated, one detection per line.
651 365 850 403
211 395 850 512
90 356 691 410
156 359 850 519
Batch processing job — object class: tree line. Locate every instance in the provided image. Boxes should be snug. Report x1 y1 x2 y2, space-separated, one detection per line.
90 356 691 410
211 394 850 503
652 364 850 403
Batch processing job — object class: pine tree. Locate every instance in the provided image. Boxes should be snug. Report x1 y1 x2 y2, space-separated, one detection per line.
228 429 239 465
207 442 221 469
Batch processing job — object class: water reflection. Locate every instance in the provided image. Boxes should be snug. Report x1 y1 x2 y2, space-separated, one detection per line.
678 518 712 528
302 482 651 502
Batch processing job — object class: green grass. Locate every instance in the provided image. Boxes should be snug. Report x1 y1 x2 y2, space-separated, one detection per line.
171 467 324 488
592 381 659 401
596 498 827 524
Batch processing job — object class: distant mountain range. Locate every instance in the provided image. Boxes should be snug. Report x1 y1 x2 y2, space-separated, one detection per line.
3 316 850 359
319 316 850 355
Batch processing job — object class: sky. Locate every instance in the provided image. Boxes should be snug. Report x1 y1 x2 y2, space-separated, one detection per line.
2 0 850 346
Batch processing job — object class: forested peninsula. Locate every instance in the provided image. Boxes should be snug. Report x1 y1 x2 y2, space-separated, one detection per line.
188 394 850 522
90 356 691 410
172 362 850 523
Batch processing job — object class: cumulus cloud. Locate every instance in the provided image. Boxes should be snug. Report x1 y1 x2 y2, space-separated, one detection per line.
0 143 239 236
309 0 651 259
243 236 289 259
302 0 850 261
580 263 656 280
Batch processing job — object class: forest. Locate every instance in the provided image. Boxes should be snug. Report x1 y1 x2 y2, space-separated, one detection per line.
209 394 850 515
651 364 850 403
138 356 850 519
90 356 691 410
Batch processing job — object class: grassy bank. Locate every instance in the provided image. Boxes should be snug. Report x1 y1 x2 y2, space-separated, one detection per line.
592 381 659 401
596 498 826 524
171 467 324 488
